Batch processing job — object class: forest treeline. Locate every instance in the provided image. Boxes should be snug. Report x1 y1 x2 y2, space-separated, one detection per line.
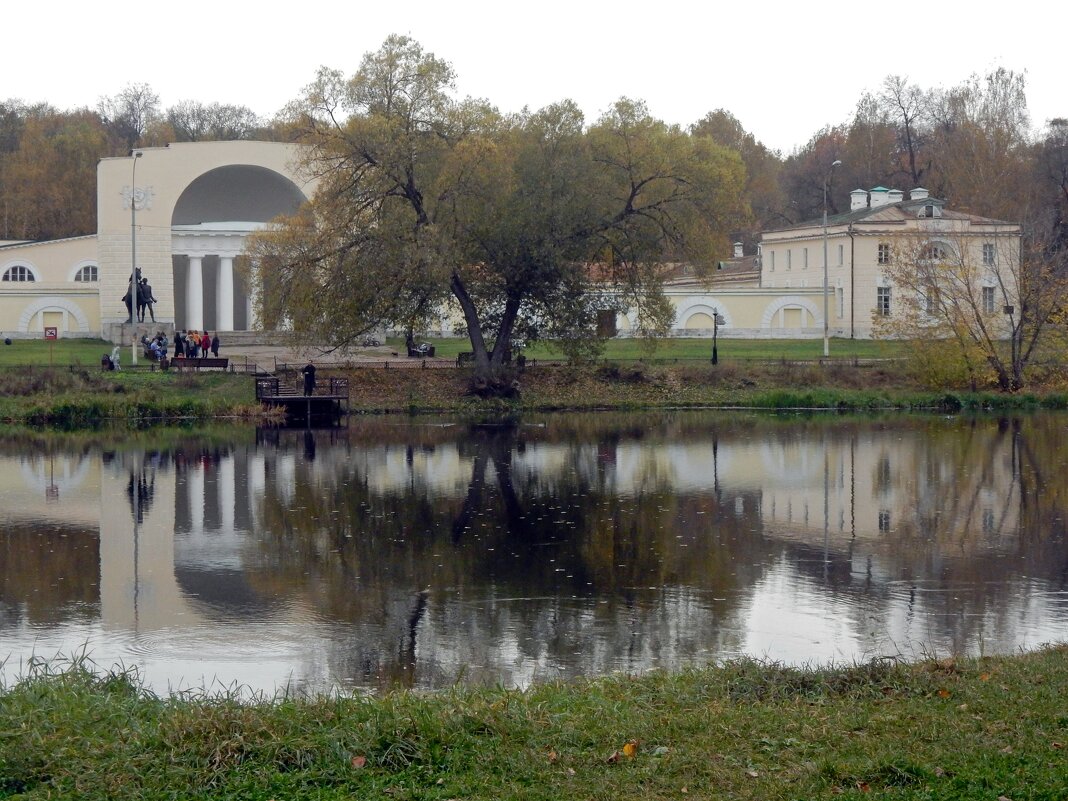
1 70 1065 252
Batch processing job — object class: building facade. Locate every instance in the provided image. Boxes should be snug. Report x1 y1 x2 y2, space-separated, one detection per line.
0 141 315 339
0 147 1022 344
758 187 1021 339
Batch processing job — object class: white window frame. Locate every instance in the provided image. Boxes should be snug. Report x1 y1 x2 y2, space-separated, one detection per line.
877 243 891 265
73 264 98 282
2 264 35 282
877 286 891 316
982 286 996 314
982 243 996 266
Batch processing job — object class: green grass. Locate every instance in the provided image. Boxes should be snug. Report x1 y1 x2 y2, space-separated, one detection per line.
0 366 258 425
387 336 905 362
1 647 1065 800
0 338 116 367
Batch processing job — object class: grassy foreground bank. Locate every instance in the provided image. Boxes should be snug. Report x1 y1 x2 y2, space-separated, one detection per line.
1 648 1065 800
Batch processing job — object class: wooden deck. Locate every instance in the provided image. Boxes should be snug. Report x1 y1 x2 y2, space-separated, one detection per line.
255 376 350 420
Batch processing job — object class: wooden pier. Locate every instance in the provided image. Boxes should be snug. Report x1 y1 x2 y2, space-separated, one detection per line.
255 376 350 421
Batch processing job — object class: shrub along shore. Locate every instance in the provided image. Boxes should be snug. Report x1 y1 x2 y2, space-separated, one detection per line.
2 338 1067 424
1 647 1065 800
2 359 1067 426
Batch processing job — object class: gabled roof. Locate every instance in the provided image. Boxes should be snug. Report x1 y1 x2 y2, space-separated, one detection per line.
0 234 97 251
764 198 1015 234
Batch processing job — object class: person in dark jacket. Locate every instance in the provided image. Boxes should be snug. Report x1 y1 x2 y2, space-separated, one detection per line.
301 361 316 396
210 332 220 357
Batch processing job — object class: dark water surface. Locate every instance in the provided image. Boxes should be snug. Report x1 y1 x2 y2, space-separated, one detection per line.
2 411 1066 695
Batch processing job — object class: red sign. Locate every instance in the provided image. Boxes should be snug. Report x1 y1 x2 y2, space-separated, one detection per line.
44 327 58 340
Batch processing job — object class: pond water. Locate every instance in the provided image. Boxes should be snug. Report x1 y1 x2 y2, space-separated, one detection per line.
1 411 1066 695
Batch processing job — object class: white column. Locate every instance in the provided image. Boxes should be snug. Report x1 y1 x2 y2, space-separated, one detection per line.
219 454 236 535
248 452 266 533
188 466 205 535
217 256 234 332
186 255 204 330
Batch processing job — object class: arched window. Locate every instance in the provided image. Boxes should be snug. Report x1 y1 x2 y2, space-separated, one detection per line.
2 265 34 282
919 242 949 262
74 264 98 282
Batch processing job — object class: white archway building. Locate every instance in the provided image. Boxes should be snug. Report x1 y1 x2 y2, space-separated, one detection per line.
98 142 315 334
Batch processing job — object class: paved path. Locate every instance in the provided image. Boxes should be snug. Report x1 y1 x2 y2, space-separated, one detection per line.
217 344 453 372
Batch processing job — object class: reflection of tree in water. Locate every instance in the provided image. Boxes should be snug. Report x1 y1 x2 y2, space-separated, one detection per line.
246 420 771 689
0 522 100 626
219 412 1068 689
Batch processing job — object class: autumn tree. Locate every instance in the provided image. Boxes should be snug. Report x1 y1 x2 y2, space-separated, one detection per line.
167 101 264 141
877 75 931 187
926 68 1031 220
248 35 745 388
690 109 777 247
98 82 161 150
876 227 1067 391
779 126 848 222
0 105 108 240
1036 118 1068 251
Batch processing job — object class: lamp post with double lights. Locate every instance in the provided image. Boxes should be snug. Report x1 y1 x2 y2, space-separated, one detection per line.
822 159 842 358
129 150 143 366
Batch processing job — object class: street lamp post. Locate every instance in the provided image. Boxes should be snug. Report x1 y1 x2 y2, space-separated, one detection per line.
710 309 725 365
822 159 842 358
130 150 142 366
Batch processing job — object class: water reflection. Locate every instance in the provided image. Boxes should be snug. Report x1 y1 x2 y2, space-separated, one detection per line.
0 413 1066 695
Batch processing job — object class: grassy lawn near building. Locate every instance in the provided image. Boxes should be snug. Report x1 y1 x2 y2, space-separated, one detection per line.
386 336 905 362
0 337 116 367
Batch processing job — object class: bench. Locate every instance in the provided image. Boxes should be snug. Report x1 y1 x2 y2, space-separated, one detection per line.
173 357 229 372
408 344 435 358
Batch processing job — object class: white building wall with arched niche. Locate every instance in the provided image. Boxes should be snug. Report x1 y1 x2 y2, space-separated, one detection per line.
0 235 100 337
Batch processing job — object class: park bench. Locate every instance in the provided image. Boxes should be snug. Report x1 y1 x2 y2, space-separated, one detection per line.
173 357 229 372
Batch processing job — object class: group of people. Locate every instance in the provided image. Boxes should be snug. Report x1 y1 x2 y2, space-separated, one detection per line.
174 330 220 359
142 332 170 361
121 270 158 323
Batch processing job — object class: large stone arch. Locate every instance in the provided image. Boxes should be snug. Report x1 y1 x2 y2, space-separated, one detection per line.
17 296 92 333
675 299 733 329
760 295 822 329
171 164 307 226
170 163 309 331
97 141 316 334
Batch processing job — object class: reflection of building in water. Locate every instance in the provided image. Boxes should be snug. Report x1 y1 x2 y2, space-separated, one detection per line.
3 417 1062 694
755 426 1020 553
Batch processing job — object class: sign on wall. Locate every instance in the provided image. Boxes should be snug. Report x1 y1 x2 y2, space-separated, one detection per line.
43 327 58 341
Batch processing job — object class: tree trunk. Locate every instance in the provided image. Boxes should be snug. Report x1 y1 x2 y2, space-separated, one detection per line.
450 273 521 397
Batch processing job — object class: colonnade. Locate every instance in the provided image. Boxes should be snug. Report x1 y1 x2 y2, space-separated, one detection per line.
183 254 248 331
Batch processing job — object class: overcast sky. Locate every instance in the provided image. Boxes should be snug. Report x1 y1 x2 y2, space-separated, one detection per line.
7 0 1064 155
